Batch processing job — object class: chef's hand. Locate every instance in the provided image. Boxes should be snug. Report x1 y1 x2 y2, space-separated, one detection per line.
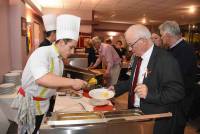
71 79 87 91
88 66 96 69
134 84 148 99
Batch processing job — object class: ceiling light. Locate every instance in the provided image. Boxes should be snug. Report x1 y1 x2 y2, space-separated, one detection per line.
142 18 146 24
188 5 196 14
33 0 63 8
108 32 117 37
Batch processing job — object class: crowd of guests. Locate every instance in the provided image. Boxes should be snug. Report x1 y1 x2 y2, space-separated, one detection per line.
84 20 200 134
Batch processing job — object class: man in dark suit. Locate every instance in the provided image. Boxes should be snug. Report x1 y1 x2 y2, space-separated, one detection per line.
159 21 197 133
110 24 185 134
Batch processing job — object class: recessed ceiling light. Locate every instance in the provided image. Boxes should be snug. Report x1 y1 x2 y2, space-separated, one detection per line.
142 18 146 24
108 32 117 36
188 5 196 14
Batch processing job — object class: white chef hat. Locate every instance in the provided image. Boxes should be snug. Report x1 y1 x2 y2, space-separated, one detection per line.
42 14 57 32
56 14 81 41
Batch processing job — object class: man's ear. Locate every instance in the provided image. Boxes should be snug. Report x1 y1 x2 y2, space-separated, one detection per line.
165 33 171 38
58 39 65 46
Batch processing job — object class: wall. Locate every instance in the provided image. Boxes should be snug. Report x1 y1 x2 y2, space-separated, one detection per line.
80 25 92 33
0 0 11 83
9 0 44 69
9 1 23 69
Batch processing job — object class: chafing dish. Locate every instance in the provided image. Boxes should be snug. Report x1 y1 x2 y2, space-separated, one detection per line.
52 112 103 121
41 109 172 134
63 65 104 87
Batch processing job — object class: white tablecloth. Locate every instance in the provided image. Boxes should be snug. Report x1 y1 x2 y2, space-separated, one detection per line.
0 108 10 134
54 93 94 112
0 89 18 122
54 92 112 112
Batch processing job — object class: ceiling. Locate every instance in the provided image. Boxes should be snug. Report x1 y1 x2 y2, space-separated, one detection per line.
31 0 200 25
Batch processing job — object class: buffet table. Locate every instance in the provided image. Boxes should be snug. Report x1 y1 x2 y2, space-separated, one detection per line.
0 87 18 134
0 88 18 122
54 91 113 112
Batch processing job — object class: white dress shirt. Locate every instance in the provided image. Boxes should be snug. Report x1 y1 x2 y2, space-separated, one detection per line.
134 45 154 107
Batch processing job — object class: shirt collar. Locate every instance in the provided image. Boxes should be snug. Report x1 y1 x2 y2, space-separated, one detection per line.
141 44 154 60
51 43 60 58
170 38 183 49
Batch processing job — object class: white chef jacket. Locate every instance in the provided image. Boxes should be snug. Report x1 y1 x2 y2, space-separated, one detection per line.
21 44 64 115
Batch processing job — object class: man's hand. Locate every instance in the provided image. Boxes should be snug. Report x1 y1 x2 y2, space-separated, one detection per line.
71 79 87 90
108 85 115 92
103 71 110 78
134 84 148 99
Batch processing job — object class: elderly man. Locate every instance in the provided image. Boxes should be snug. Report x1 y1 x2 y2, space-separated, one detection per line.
159 21 197 133
90 36 121 86
110 24 185 134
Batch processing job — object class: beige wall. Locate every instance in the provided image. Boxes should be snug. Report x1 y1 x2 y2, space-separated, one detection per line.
0 0 44 83
0 0 11 83
9 1 23 69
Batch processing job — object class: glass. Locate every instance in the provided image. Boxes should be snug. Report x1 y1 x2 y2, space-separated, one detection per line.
128 38 142 49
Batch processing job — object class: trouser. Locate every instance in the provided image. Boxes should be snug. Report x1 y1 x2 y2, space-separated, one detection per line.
46 95 56 117
25 114 44 134
109 64 121 85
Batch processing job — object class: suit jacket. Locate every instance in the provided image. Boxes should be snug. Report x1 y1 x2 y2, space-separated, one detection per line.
168 39 196 96
39 38 52 47
115 46 185 134
86 47 97 67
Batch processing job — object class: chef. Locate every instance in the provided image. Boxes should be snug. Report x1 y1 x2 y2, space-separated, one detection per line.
39 14 56 47
39 14 57 118
12 14 87 134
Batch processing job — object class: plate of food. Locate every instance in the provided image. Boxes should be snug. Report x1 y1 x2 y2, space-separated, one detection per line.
89 88 115 100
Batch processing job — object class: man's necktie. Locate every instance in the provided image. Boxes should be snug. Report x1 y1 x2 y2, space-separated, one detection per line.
130 57 142 106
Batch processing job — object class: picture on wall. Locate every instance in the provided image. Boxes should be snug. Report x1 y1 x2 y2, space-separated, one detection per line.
21 17 27 36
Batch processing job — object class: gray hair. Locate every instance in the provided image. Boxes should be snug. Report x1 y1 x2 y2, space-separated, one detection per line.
159 21 181 36
92 36 101 45
125 24 151 40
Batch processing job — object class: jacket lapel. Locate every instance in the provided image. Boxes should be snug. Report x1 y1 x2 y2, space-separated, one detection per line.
143 46 158 84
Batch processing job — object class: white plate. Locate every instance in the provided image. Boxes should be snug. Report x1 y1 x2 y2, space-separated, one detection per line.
4 73 20 77
0 83 15 88
89 99 109 106
89 88 115 100
10 70 22 73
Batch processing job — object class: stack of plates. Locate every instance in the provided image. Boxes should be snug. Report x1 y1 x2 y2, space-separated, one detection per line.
0 83 15 95
10 70 23 78
10 70 22 75
4 72 21 86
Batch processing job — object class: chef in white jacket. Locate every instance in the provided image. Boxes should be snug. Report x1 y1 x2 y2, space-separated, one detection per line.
12 14 87 134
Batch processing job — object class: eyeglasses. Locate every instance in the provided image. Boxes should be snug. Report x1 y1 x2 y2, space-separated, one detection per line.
128 38 142 49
